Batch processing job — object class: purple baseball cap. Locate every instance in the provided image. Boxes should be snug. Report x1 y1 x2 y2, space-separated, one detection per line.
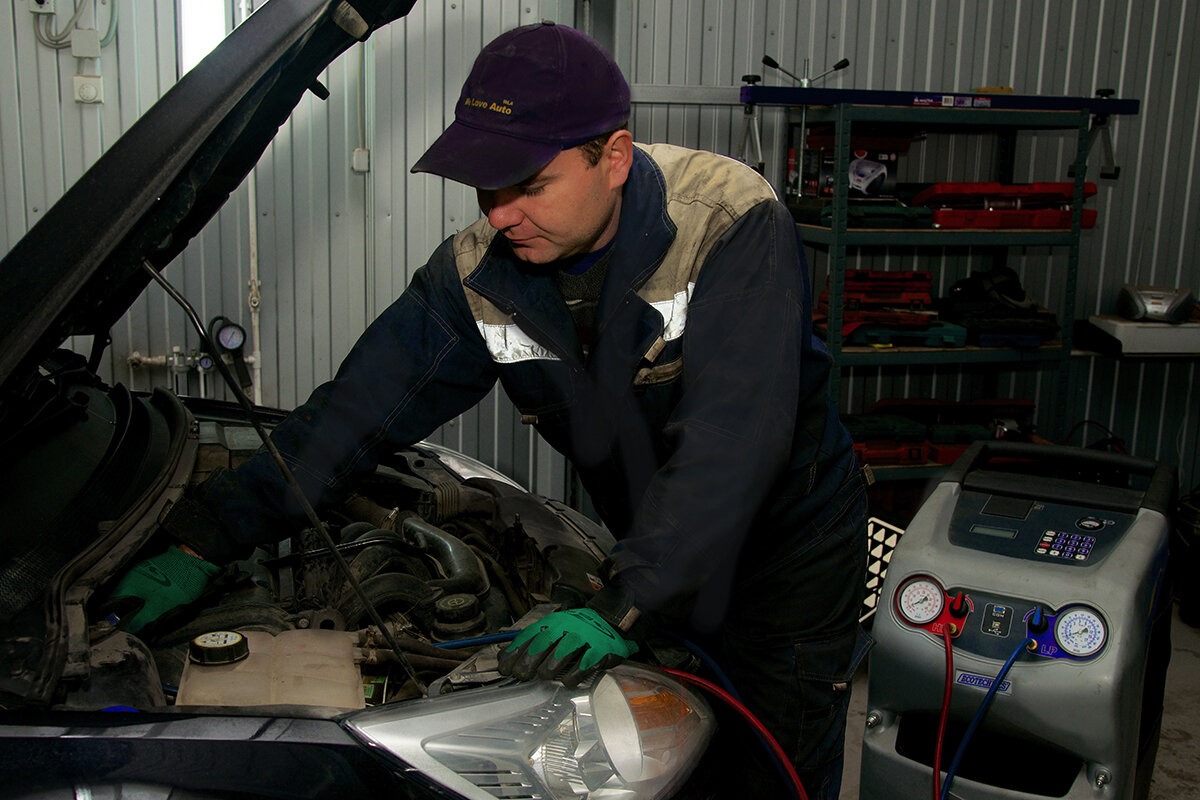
411 22 630 190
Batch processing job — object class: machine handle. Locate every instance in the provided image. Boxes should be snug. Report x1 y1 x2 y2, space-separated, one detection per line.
944 441 1176 516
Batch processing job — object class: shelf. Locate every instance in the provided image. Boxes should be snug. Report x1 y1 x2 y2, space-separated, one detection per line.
801 104 1090 129
797 225 1077 248
740 86 1140 120
787 96 1115 439
833 343 1068 367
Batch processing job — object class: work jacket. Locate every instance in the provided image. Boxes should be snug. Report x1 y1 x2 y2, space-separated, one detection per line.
197 144 855 628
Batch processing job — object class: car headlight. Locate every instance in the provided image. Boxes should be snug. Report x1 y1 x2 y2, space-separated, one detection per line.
343 665 714 799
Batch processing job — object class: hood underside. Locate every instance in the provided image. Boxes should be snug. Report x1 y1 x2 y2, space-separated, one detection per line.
0 0 416 397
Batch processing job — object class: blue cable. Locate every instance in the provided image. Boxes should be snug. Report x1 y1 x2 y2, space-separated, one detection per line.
939 637 1034 800
666 633 744 702
434 631 518 649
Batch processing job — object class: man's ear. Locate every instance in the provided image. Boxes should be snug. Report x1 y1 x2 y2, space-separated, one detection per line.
605 130 634 190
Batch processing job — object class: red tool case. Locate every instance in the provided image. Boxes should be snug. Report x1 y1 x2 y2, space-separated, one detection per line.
930 207 1097 229
822 270 934 309
913 182 1098 229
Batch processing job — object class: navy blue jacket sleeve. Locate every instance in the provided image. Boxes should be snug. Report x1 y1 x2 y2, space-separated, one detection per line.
604 199 831 624
192 237 497 561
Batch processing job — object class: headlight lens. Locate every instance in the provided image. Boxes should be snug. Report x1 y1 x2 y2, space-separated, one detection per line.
344 665 714 799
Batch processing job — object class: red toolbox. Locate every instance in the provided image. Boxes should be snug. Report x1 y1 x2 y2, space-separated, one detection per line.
913 181 1097 207
853 441 931 466
913 182 1098 229
930 207 1097 229
824 270 934 309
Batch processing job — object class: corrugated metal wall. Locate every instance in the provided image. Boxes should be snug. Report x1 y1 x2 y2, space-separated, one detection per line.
615 0 1200 491
2 0 1197 497
0 0 577 500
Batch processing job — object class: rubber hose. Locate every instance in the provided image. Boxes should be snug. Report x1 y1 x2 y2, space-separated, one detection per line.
398 513 490 597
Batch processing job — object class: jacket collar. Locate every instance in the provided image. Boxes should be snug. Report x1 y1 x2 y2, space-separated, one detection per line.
463 146 677 361
599 146 677 318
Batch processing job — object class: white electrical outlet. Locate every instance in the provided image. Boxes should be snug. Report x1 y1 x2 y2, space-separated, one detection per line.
29 0 56 14
73 75 104 104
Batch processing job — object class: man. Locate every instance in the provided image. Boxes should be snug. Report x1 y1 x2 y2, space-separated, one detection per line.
111 22 870 799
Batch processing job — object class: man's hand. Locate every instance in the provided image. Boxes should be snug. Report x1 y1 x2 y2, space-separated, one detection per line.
498 607 638 688
106 545 219 634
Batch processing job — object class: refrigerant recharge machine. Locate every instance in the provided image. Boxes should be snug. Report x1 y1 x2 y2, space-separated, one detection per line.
861 442 1175 800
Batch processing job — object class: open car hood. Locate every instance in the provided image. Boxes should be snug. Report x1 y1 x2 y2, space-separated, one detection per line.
0 0 416 396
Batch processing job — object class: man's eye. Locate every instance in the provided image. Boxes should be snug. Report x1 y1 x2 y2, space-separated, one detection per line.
521 184 546 197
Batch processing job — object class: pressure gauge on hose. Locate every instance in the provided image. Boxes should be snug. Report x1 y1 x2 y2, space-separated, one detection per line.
209 316 253 395
1054 606 1107 658
215 320 245 351
896 576 945 625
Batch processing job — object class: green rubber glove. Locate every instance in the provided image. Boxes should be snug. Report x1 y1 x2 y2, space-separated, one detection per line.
106 545 220 634
498 608 639 688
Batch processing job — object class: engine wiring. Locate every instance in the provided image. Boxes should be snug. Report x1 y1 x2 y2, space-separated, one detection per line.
140 260 427 695
937 636 1035 800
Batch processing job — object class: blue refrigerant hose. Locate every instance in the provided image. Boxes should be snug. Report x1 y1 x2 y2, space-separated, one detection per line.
433 631 518 650
939 637 1035 800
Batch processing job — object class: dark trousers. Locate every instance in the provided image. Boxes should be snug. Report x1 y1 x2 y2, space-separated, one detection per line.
707 468 873 799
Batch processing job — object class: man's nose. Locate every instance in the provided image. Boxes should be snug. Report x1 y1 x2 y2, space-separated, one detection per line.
479 189 523 231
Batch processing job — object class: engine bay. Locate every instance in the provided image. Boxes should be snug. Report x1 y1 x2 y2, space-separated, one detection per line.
145 415 616 710
0 363 616 712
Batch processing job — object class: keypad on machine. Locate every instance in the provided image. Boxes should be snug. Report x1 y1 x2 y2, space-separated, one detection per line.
1036 531 1095 561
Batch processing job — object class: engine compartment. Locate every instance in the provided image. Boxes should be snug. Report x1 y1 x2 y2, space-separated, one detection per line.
0 367 616 712
133 415 615 711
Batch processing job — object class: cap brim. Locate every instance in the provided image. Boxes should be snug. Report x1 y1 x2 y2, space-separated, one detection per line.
411 121 563 190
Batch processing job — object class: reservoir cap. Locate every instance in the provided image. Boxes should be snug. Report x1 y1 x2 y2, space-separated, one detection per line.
189 630 250 665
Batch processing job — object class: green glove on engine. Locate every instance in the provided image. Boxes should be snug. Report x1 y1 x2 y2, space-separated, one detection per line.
498 607 639 688
107 545 219 634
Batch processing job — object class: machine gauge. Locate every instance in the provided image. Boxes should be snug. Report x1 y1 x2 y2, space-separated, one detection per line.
1054 606 1107 658
896 577 945 625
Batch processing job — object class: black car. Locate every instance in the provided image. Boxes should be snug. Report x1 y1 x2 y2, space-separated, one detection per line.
0 2 715 797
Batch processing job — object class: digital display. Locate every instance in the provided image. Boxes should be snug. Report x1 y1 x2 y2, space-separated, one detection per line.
971 523 1019 539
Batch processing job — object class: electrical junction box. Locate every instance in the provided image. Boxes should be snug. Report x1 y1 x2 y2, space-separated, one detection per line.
28 0 55 14
352 147 371 174
70 28 101 59
73 75 104 104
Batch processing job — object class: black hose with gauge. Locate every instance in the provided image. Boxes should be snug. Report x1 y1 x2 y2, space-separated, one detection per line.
209 316 253 395
861 442 1175 800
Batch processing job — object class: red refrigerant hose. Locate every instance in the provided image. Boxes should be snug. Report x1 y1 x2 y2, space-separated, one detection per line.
933 625 955 800
660 667 809 800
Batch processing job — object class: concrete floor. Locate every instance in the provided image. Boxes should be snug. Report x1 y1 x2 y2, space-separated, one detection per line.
840 603 1200 799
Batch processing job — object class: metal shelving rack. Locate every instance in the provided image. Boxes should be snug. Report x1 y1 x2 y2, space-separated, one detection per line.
804 104 1093 393
741 87 1139 479
813 106 1093 481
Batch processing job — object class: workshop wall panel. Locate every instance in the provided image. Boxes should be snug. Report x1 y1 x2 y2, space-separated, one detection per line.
620 0 1200 491
1 0 1197 501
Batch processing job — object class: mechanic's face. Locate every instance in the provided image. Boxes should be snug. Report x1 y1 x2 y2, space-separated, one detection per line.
477 131 633 264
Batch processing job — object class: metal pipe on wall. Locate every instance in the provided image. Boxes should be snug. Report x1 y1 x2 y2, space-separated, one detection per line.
240 0 264 406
